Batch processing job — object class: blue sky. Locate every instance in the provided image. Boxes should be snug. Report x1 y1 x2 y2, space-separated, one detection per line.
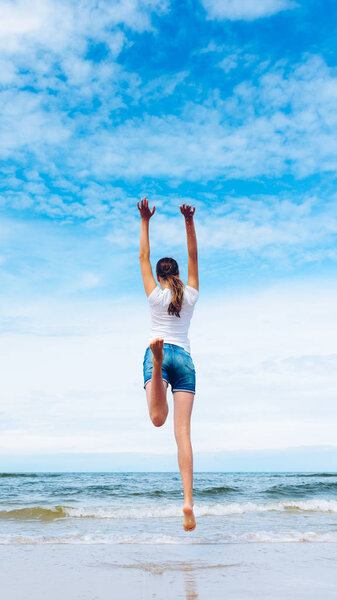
0 0 337 470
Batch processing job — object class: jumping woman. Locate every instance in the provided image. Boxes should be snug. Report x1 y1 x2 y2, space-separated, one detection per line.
137 197 199 532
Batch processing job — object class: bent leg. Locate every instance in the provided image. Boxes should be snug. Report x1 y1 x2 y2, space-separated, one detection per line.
173 390 196 531
145 339 169 427
145 379 169 427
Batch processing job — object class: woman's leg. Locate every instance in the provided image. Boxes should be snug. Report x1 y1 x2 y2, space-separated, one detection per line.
173 390 196 531
145 338 169 427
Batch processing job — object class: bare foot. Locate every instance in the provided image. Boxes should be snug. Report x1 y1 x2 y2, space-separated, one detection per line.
150 338 164 364
183 503 196 531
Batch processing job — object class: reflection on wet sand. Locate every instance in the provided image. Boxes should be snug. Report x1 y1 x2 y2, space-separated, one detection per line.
115 559 241 599
184 570 198 600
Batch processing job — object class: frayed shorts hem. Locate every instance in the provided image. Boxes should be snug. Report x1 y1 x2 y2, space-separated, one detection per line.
144 379 195 394
144 378 169 390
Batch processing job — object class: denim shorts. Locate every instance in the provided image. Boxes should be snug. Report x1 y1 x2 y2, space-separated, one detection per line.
143 343 196 394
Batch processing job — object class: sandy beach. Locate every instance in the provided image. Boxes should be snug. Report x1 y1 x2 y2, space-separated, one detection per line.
2 542 337 600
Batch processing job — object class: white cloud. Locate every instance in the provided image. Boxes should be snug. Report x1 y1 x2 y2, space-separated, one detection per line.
0 0 52 41
23 54 334 183
201 0 296 21
140 70 189 101
106 194 337 269
0 0 169 52
217 49 257 73
0 0 172 159
0 196 336 307
1 6 337 190
219 53 239 73
0 279 336 454
0 0 170 168
0 1 333 208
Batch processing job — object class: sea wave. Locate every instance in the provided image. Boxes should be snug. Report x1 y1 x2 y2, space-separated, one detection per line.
0 473 40 478
0 530 337 545
264 481 337 496
1 498 337 521
196 486 241 496
300 473 337 478
0 473 64 479
0 506 67 521
0 481 241 498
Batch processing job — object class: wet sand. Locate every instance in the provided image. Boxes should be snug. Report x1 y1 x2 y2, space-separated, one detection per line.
1 542 337 599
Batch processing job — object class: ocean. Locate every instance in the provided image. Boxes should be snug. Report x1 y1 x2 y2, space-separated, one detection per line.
1 471 337 598
1 471 337 545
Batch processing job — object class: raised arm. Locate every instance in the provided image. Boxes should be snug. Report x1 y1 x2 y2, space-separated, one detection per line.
137 197 157 297
180 203 199 291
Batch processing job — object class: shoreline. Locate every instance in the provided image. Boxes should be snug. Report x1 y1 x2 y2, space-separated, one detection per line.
1 542 337 599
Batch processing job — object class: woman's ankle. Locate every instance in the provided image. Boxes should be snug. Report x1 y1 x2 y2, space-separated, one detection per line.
183 498 194 508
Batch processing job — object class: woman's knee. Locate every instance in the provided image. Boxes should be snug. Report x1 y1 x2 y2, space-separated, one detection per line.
174 425 191 439
150 410 168 427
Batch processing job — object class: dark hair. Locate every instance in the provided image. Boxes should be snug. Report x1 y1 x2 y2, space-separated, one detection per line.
156 257 184 317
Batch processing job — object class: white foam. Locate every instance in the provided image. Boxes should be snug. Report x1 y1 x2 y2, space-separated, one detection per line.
195 498 337 516
1 530 337 545
240 530 337 543
64 498 337 519
1 498 337 522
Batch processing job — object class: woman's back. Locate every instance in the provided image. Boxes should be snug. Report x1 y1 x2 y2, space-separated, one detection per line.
148 284 199 354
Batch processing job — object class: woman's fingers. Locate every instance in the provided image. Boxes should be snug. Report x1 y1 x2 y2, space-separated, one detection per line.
140 198 193 217
180 202 195 216
137 197 155 218
139 197 148 210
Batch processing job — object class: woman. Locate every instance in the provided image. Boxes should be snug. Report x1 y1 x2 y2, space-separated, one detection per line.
137 197 199 532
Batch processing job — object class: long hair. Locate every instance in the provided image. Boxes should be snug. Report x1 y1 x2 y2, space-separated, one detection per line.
156 257 184 317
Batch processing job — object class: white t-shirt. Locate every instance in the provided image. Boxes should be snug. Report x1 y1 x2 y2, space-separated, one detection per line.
148 284 199 354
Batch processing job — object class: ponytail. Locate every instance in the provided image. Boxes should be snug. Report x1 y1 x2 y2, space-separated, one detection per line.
156 257 184 317
166 273 184 318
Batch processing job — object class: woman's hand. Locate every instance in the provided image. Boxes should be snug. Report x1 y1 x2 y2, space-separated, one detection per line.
137 197 155 220
180 203 195 220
